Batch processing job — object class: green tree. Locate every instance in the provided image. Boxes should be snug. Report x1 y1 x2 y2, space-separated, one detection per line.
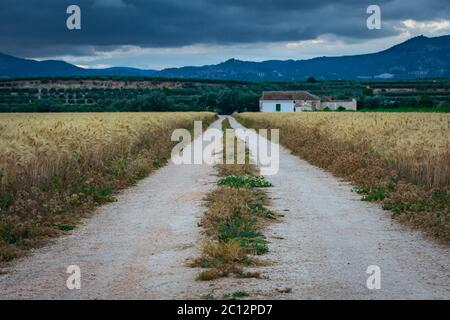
35 98 61 112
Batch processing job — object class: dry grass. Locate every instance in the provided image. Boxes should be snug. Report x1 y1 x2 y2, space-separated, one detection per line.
236 112 450 242
191 118 276 281
0 112 216 262
217 118 257 177
201 187 274 237
192 186 274 280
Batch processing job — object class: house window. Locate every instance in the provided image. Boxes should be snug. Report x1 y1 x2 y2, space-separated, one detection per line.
276 104 281 112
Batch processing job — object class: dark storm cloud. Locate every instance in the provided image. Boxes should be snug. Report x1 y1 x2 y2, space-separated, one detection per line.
0 0 448 57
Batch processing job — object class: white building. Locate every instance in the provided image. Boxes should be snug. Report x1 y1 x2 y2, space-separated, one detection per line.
321 97 357 111
259 91 357 112
259 91 321 112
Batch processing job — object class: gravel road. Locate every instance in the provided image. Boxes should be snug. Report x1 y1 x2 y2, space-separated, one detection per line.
0 116 448 300
226 116 450 299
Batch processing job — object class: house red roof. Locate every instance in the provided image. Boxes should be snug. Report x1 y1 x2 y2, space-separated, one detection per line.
261 91 320 101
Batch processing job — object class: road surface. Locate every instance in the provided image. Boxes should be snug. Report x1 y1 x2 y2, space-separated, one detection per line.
0 116 448 299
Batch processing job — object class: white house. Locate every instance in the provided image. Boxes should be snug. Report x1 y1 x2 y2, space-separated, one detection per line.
259 91 321 112
259 91 357 112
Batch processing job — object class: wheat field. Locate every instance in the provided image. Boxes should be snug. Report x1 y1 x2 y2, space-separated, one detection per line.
236 112 450 241
237 112 450 188
0 113 214 188
0 112 215 261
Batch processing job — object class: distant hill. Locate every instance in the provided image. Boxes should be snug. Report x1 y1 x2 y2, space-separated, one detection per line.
158 35 450 80
1 35 449 80
98 67 157 77
0 53 157 78
0 53 85 77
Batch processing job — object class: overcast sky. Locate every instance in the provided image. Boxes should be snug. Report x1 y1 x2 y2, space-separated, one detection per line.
1 0 449 69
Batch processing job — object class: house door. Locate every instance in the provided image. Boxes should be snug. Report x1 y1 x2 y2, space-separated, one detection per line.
276 104 281 112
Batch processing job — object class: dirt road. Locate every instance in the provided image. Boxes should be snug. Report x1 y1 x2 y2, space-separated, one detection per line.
0 118 225 299
0 116 448 299
228 116 450 299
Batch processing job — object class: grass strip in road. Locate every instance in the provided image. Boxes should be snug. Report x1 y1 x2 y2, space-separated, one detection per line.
218 175 272 188
190 118 278 281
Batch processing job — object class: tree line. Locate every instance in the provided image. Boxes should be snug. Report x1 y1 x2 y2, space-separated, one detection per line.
0 77 449 113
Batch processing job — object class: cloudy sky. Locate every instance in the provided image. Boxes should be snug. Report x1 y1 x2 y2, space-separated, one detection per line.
1 0 449 70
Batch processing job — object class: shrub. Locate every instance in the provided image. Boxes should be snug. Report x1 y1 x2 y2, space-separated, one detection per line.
218 175 272 188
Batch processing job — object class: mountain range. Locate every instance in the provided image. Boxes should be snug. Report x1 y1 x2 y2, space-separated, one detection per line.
1 35 449 81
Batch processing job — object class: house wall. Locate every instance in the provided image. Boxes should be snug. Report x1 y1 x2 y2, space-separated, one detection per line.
260 98 357 112
321 99 357 111
295 106 312 112
294 100 320 112
260 100 295 112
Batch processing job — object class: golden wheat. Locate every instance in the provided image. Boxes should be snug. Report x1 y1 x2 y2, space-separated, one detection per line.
237 112 450 189
236 112 450 242
0 112 215 262
0 112 214 189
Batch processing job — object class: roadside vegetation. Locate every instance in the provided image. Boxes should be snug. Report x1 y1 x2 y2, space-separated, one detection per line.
190 118 278 281
235 112 450 243
201 290 250 300
0 112 216 263
1 77 449 113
